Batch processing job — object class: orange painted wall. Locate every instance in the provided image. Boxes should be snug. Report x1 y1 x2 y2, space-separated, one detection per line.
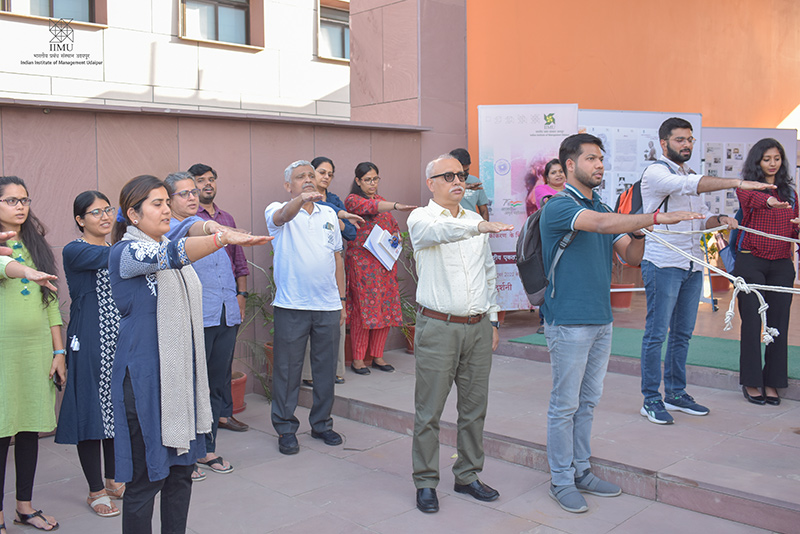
466 0 800 171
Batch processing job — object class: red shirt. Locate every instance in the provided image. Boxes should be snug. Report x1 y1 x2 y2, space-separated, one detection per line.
736 189 799 260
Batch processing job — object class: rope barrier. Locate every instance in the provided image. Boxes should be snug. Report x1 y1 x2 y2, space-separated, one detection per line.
644 224 800 345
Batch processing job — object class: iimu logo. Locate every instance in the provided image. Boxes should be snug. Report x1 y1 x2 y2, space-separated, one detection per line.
49 19 74 52
543 113 556 128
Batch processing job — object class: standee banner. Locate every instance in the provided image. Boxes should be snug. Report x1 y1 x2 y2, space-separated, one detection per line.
478 104 579 310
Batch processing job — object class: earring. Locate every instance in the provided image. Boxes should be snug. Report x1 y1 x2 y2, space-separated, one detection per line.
79 223 84 227
133 220 139 225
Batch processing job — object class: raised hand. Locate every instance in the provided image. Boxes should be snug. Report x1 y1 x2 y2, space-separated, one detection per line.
739 180 776 191
767 197 791 209
0 230 16 256
220 229 272 247
301 191 324 203
465 181 483 191
655 211 705 225
394 203 417 212
478 221 514 234
339 211 365 228
25 268 59 292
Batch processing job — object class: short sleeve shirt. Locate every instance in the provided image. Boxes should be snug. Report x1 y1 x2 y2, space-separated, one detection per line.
540 184 622 325
265 202 343 311
460 174 490 213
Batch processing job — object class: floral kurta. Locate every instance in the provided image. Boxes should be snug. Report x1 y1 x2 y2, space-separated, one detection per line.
344 194 402 329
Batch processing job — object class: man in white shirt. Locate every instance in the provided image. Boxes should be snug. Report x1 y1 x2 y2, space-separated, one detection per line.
264 161 347 455
639 117 774 425
407 154 513 513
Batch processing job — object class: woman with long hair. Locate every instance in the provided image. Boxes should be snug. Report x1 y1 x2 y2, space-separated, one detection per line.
55 191 125 518
108 175 269 533
0 176 64 532
736 138 798 406
344 162 415 374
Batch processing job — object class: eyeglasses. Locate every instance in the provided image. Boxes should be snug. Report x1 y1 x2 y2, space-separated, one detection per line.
172 188 200 199
671 136 695 145
84 206 116 218
0 197 32 207
430 172 467 183
360 176 380 184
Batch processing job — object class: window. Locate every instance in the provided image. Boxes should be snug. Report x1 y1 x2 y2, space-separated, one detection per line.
183 0 249 46
318 1 349 61
3 0 94 23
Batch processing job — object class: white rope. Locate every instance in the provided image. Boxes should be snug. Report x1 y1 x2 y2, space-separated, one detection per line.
642 224 800 344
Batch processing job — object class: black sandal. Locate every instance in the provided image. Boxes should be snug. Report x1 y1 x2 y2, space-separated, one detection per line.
14 510 59 531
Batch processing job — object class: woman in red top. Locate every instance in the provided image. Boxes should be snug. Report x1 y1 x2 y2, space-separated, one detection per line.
345 162 415 374
735 138 798 406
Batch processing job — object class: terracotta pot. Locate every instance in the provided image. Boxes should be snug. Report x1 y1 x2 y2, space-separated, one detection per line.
231 371 247 414
710 273 731 292
610 283 636 310
404 325 415 354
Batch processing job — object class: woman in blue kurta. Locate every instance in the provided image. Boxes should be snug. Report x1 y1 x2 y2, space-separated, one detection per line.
109 175 269 534
56 191 125 518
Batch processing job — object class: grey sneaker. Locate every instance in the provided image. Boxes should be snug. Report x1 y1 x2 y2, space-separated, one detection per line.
664 393 709 416
575 470 622 497
549 484 588 513
640 399 674 424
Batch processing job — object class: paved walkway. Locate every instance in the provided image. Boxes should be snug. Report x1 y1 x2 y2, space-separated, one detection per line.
4 382 780 533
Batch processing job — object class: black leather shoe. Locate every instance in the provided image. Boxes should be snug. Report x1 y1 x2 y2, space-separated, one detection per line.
764 388 781 406
371 361 395 372
351 363 370 375
742 386 766 405
454 479 500 502
311 429 343 446
278 433 299 455
416 488 439 513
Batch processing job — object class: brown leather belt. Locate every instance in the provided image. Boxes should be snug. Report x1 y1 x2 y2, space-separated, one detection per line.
419 307 484 325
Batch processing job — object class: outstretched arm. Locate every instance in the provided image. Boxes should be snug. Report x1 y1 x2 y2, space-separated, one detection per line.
574 210 704 234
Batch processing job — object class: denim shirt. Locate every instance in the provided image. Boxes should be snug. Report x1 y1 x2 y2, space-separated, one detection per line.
167 216 241 327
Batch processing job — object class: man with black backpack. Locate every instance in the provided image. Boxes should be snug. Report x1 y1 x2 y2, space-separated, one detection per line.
540 133 703 513
638 118 775 425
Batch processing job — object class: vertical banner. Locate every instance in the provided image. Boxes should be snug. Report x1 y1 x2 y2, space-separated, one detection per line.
478 104 579 310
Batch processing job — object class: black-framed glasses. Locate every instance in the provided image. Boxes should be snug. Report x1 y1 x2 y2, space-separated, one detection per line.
430 171 467 183
172 188 200 199
84 206 116 218
361 176 380 184
0 197 32 207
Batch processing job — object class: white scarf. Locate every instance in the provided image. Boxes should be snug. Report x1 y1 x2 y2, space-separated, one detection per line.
122 226 212 454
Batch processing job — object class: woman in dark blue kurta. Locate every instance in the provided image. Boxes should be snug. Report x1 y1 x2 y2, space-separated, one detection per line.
109 175 270 534
56 191 125 518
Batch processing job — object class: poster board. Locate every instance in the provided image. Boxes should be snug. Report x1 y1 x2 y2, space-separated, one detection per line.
701 127 798 216
478 103 579 310
578 109 703 207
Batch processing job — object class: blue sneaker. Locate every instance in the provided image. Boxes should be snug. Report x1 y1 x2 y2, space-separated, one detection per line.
664 393 709 416
640 399 674 424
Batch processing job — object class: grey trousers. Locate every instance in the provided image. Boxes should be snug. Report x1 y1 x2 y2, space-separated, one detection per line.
412 312 492 488
271 306 339 435
302 321 346 380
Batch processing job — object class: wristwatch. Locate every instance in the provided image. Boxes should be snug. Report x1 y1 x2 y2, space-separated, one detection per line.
490 321 500 329
237 291 249 298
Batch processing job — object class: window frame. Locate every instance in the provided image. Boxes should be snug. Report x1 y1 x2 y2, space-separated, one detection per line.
2 0 100 23
181 0 251 47
317 0 349 63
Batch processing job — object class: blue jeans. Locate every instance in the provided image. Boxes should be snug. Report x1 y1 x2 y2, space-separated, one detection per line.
640 260 703 402
544 322 612 486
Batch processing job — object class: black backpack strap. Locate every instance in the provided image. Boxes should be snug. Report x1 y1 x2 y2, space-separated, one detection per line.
547 190 584 298
644 160 677 213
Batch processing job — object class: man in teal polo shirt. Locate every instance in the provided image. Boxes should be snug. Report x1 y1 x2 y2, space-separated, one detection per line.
539 133 702 514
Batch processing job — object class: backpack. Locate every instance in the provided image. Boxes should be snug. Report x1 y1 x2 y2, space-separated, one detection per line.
614 160 676 215
516 190 582 306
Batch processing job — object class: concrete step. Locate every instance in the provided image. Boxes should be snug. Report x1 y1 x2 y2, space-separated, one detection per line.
298 349 800 534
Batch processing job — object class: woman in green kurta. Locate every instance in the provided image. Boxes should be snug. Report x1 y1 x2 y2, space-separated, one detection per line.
0 176 65 533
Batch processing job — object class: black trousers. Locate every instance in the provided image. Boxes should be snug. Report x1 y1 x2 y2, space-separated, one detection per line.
122 373 193 534
203 313 239 453
77 438 115 492
0 431 39 510
735 253 794 389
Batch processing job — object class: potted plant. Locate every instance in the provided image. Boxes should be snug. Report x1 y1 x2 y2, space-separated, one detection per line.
234 260 276 403
701 231 731 292
610 253 636 310
398 231 418 353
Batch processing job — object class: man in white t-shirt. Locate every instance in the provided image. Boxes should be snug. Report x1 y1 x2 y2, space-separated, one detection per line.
264 160 347 455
